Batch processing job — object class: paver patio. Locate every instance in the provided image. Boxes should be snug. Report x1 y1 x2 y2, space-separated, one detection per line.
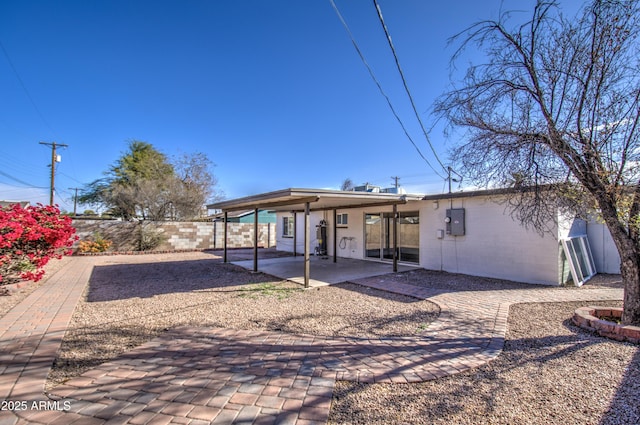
0 254 623 424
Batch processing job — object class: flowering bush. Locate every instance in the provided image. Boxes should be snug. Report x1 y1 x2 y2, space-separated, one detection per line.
0 203 77 284
78 234 112 253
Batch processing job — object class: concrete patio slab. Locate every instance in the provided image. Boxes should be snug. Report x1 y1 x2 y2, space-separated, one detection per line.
231 256 419 287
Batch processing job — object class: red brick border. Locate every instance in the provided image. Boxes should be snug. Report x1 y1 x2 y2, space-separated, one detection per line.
572 306 640 344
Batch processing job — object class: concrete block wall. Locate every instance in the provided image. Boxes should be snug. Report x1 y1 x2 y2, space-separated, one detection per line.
217 222 275 249
72 220 276 252
73 220 139 251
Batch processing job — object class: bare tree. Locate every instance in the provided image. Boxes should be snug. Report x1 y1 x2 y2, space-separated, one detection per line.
435 0 640 324
169 152 220 220
341 178 355 191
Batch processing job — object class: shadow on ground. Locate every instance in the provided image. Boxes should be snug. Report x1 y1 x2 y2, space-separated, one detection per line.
329 301 638 425
88 261 282 302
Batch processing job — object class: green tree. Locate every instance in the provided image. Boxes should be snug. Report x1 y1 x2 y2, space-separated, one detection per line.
81 140 218 221
81 140 174 220
435 0 640 324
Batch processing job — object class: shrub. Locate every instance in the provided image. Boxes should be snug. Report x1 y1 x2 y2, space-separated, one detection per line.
138 225 165 251
0 203 77 284
77 233 112 253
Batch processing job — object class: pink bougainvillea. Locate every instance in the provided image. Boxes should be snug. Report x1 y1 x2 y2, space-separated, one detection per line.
0 203 77 284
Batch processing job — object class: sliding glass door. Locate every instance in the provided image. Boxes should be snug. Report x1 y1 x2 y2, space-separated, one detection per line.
398 212 419 262
364 212 419 263
365 213 381 259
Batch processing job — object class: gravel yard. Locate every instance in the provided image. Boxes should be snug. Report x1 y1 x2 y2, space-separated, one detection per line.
46 251 439 389
329 300 639 425
32 251 638 424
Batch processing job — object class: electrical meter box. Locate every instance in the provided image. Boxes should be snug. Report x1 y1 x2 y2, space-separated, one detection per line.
446 208 465 236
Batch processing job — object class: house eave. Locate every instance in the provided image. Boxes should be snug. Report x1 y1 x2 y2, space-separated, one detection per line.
207 188 422 213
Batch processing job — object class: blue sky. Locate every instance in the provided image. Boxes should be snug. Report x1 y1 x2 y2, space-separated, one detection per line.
0 0 583 212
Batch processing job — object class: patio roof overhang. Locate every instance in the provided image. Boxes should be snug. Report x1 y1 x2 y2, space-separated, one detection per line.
207 188 419 213
207 188 422 288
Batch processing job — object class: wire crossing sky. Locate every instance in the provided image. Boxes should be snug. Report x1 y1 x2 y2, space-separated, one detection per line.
0 0 584 211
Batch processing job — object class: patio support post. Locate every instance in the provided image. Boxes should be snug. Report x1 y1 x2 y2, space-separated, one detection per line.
333 209 337 263
223 211 228 263
393 204 398 272
253 208 259 272
304 202 310 288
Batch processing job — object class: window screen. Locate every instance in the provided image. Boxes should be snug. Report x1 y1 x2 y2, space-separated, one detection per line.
561 236 596 286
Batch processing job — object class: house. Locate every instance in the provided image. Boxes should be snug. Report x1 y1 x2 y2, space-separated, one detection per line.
209 209 276 224
209 187 620 287
0 200 30 208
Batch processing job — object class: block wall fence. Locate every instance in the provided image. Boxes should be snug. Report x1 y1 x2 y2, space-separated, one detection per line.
72 220 276 252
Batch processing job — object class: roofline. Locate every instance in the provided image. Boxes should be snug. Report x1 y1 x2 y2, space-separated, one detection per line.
207 188 422 211
421 185 554 201
209 186 562 210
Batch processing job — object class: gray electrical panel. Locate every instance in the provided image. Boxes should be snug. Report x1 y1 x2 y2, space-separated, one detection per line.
446 208 465 236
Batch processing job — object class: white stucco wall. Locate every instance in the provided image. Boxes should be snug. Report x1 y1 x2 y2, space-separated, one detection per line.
276 205 418 259
419 196 560 285
275 210 364 257
587 221 621 274
275 195 567 285
557 213 587 239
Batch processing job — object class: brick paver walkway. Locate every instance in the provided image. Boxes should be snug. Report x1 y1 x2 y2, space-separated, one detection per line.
0 256 623 425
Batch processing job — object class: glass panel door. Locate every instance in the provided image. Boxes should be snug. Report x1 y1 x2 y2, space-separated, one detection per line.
365 214 381 259
382 213 396 260
365 212 419 263
398 213 419 263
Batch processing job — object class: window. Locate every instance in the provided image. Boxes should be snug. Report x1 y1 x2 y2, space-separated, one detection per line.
282 216 294 237
336 213 348 226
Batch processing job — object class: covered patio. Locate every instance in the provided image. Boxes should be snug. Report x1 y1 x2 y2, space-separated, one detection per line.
232 255 419 287
207 188 422 287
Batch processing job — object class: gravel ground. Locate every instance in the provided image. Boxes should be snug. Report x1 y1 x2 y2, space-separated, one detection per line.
329 300 639 425
46 251 439 389
39 251 638 423
392 267 624 291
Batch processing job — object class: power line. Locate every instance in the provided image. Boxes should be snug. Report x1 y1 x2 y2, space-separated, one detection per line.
0 158 44 181
0 39 57 137
329 0 446 180
58 171 85 185
54 188 74 209
372 0 448 175
0 170 47 188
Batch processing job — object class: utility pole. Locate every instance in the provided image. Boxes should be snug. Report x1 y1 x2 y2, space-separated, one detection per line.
447 167 462 194
40 142 68 205
69 187 80 216
391 176 400 189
